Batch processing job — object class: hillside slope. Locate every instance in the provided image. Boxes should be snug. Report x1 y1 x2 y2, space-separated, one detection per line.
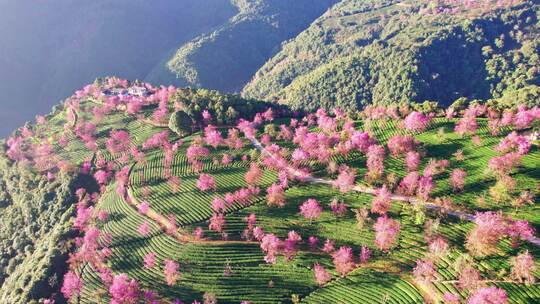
242 0 540 112
1 79 538 303
166 0 339 92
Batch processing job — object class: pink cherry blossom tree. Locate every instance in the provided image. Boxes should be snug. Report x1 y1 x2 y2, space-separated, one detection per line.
61 271 83 300
106 130 131 154
450 168 467 192
359 246 371 264
138 221 151 236
374 216 400 251
332 246 356 276
458 265 482 291
467 287 508 304
403 111 431 132
387 135 418 157
371 185 392 215
300 199 323 223
109 274 140 304
329 199 348 217
204 125 223 148
138 201 150 215
366 144 385 182
313 263 332 286
405 151 421 172
466 212 507 256
284 231 302 261
209 213 227 234
197 174 217 192
260 233 281 264
266 183 285 207
510 251 536 284
143 252 156 269
413 259 436 284
332 165 356 192
245 163 263 185
322 239 336 253
164 260 180 286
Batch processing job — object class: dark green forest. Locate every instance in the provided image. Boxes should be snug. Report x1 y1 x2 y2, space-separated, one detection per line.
242 0 540 111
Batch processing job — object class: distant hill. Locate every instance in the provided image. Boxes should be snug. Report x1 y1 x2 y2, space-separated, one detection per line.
242 0 540 112
166 0 339 92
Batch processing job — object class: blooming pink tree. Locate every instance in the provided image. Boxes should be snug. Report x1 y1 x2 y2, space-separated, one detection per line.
514 105 540 130
488 152 522 176
106 130 131 154
209 213 226 234
211 198 227 213
467 287 508 304
204 125 223 148
397 171 419 196
109 274 140 304
403 111 431 132
496 132 531 155
143 252 156 269
164 260 180 286
428 237 449 260
413 259 436 284
450 168 467 192
260 233 281 264
466 212 507 256
300 199 323 223
332 246 356 276
332 165 356 192
245 163 263 185
283 230 302 261
359 246 371 264
266 183 285 207
197 174 217 192
322 239 336 253
417 175 435 201
138 221 150 236
455 116 478 136
510 251 536 284
374 216 400 251
329 199 348 217
458 265 482 291
366 144 385 182
138 201 150 215
405 151 421 172
371 185 392 215
442 293 460 304
387 135 418 157
313 263 332 286
61 271 83 300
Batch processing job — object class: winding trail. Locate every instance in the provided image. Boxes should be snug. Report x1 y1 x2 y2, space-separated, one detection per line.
249 137 540 247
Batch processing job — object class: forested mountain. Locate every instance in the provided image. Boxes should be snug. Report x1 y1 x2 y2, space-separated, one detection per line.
166 0 339 92
242 0 540 112
0 0 237 137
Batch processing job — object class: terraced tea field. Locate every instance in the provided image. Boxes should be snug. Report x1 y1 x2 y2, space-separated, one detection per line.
14 83 539 304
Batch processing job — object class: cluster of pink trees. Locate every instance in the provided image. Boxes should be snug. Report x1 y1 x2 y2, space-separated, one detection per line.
466 211 535 256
